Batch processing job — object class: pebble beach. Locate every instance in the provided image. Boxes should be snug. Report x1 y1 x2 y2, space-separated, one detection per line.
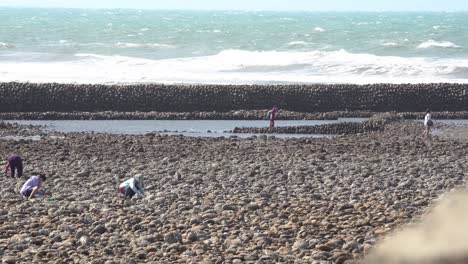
1 116 467 263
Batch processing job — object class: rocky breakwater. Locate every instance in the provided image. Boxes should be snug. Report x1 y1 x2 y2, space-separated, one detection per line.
2 110 468 121
0 110 374 121
1 121 468 263
231 113 401 135
1 82 468 113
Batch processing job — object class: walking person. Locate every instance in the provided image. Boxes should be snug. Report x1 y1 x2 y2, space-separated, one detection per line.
4 154 23 178
267 106 279 128
20 174 47 200
423 109 433 139
118 174 145 199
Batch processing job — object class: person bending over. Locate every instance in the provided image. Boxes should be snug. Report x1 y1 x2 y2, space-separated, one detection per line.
4 154 23 178
20 174 46 200
118 174 145 198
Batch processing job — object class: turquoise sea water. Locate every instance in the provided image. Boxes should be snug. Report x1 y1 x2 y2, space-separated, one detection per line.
1 8 468 84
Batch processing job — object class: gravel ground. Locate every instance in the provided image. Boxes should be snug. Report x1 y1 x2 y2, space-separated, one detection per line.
1 120 467 264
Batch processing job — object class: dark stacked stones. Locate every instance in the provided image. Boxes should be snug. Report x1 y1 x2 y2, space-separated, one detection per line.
230 113 402 135
1 82 467 113
0 110 375 120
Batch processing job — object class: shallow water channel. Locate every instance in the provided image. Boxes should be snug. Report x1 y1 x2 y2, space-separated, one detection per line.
8 118 368 138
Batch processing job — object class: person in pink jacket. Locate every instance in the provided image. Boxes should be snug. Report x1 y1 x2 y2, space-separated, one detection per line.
267 106 279 127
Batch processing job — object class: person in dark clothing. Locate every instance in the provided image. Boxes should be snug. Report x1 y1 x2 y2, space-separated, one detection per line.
4 155 23 178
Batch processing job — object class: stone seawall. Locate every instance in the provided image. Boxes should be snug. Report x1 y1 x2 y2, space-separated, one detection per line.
0 110 375 120
1 82 467 113
1 110 468 120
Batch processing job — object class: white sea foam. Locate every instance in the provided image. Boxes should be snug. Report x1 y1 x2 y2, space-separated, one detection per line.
418 40 460 49
287 41 309 46
0 42 14 49
314 27 326 32
381 42 399 47
1 49 468 84
195 30 221 33
140 27 150 31
115 42 173 48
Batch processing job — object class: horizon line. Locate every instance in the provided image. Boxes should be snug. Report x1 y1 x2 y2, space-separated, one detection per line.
0 5 467 12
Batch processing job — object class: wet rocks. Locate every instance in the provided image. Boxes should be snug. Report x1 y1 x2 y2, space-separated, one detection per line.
1 110 468 121
231 112 400 134
0 110 373 121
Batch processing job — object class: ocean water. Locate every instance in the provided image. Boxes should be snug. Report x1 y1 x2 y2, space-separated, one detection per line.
0 8 468 84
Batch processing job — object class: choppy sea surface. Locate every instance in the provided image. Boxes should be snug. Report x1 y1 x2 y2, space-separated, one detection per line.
1 8 468 84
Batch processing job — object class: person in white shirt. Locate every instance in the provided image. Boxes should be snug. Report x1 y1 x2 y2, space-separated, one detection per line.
118 174 145 198
423 109 433 139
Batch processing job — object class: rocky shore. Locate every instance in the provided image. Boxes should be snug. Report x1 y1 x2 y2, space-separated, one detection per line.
1 119 467 263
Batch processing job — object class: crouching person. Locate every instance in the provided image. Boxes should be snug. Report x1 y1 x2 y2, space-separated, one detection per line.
118 174 145 198
20 174 46 200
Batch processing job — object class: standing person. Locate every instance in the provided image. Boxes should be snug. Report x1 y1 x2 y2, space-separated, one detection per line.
20 174 46 200
267 106 279 128
423 109 433 139
118 174 145 199
4 154 23 178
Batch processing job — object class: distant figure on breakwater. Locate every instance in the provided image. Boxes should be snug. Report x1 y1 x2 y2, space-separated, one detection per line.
267 106 279 127
20 174 47 200
423 109 433 139
3 154 23 178
118 174 145 198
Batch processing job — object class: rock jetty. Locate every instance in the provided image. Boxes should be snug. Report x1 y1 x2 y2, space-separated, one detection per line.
231 113 401 135
1 111 468 121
